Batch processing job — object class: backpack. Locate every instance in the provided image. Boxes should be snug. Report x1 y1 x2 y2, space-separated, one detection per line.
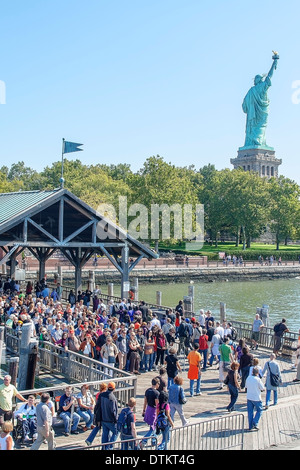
156 405 168 432
231 327 237 341
117 407 133 434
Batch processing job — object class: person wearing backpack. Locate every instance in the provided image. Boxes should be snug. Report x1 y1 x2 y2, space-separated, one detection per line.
156 391 174 450
118 397 137 450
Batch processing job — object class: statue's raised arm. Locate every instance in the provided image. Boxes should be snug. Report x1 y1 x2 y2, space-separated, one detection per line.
267 51 279 80
240 51 279 150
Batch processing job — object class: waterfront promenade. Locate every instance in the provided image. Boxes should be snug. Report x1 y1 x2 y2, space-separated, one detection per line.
16 348 300 451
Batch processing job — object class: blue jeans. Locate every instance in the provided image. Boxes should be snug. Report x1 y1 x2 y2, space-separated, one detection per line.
60 411 80 433
158 424 171 450
247 399 263 430
199 349 208 369
101 421 118 449
209 353 220 366
141 426 156 446
266 389 278 406
86 425 100 445
77 409 94 428
121 433 135 450
167 376 174 389
190 377 201 396
227 384 239 411
144 353 155 371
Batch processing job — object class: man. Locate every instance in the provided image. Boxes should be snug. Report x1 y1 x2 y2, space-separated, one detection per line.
150 312 161 330
178 318 191 356
187 343 202 396
30 393 56 450
245 367 265 431
64 328 80 353
95 381 118 449
273 318 289 356
58 386 80 436
0 375 27 425
119 397 138 450
251 313 264 350
218 337 233 390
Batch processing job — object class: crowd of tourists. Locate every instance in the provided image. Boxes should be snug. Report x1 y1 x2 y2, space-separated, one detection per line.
0 275 298 450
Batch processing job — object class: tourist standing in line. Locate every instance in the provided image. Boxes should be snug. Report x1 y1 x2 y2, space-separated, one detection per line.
261 353 282 409
187 343 202 396
30 393 56 450
85 383 108 446
225 361 241 412
245 367 265 431
119 397 138 450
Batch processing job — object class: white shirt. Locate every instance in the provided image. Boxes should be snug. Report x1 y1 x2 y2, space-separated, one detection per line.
246 375 265 401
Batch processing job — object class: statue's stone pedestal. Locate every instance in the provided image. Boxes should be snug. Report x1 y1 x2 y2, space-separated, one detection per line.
230 147 282 178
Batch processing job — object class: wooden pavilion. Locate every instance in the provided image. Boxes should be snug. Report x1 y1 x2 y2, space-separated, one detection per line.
0 188 158 297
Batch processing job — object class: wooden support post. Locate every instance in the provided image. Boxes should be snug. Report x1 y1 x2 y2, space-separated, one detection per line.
156 291 162 306
0 327 4 374
121 242 130 300
8 357 19 386
220 302 226 324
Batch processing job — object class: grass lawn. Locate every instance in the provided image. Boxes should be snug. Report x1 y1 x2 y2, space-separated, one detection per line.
155 242 300 259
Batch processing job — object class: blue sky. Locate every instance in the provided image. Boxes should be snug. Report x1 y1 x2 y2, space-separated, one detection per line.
0 0 300 183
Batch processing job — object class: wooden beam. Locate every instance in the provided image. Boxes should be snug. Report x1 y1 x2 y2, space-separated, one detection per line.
62 219 94 244
27 217 59 243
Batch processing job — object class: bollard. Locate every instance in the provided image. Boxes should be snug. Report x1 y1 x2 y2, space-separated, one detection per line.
156 291 162 306
132 278 139 302
88 270 95 292
108 283 114 298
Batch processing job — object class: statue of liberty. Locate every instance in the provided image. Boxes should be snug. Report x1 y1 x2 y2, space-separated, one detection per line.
240 52 279 150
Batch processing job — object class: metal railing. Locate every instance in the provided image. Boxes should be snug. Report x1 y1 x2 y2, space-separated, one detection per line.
74 435 158 451
169 413 245 450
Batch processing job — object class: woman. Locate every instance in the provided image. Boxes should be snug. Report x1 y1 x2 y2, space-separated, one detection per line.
144 330 155 372
155 330 167 368
235 339 246 363
261 353 282 409
77 385 95 431
100 335 118 376
128 331 141 374
225 361 241 412
156 391 174 450
80 334 96 358
199 329 209 371
168 375 189 427
0 421 14 450
239 346 254 389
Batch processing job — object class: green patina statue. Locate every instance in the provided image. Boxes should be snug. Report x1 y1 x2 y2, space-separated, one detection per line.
240 52 279 151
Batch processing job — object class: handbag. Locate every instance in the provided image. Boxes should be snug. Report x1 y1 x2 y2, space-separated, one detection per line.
267 362 280 387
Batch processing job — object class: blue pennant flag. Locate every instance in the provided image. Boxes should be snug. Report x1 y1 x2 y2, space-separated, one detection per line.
63 140 83 154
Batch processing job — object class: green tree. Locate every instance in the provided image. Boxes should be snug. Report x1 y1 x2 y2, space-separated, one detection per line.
267 176 300 250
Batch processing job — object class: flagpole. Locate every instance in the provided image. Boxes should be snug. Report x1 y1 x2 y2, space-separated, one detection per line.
61 138 65 188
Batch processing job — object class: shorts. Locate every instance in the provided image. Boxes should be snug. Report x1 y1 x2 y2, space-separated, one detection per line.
251 331 260 342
